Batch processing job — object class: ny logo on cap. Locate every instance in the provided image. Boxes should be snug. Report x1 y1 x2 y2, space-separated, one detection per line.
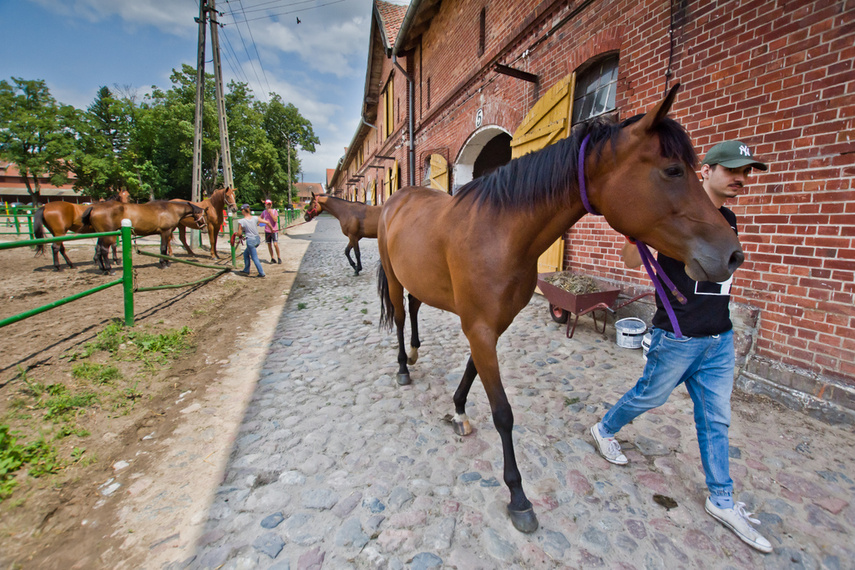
739 145 751 156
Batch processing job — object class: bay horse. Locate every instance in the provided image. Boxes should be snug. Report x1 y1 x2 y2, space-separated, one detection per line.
82 200 207 274
33 190 131 270
171 187 238 259
303 193 381 275
376 85 744 533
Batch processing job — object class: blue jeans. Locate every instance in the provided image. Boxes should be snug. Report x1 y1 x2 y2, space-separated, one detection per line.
242 237 265 276
601 328 735 506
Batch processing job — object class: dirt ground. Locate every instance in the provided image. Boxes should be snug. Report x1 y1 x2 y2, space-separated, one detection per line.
0 236 300 569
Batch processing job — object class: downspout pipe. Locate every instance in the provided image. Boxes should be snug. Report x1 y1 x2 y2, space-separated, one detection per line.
392 54 416 187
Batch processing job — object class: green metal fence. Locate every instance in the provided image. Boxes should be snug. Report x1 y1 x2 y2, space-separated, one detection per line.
0 208 35 238
0 220 134 328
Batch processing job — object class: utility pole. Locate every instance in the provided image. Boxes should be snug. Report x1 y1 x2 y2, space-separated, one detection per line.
209 0 234 190
192 0 208 208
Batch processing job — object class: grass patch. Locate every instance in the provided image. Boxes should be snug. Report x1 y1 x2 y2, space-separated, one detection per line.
72 362 122 385
1 426 62 501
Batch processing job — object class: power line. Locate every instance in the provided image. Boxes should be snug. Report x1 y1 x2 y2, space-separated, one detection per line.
235 0 273 97
227 0 348 24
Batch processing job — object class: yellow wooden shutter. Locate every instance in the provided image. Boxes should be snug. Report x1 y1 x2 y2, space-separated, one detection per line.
391 159 399 193
385 167 391 202
428 154 449 193
511 72 576 274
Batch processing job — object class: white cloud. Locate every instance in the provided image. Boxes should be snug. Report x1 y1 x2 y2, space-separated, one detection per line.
29 0 197 36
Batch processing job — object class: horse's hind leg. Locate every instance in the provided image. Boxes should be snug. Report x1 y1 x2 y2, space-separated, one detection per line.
345 241 359 274
354 241 363 275
112 243 119 263
407 294 422 365
59 242 74 269
178 226 195 256
378 262 411 385
451 356 477 436
467 326 538 533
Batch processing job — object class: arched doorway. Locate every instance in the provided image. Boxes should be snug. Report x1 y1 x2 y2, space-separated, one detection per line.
452 126 512 194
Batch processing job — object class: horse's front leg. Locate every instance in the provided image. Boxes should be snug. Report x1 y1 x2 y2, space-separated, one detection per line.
208 222 219 259
467 326 538 533
97 238 114 274
112 243 119 263
407 293 422 365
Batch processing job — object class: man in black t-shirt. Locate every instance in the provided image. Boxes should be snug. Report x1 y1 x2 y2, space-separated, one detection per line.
590 141 774 553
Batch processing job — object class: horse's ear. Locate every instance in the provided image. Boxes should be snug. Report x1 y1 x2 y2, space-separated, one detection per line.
312 192 316 198
637 83 680 131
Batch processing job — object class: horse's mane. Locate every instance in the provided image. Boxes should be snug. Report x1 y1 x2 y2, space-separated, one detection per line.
453 114 697 210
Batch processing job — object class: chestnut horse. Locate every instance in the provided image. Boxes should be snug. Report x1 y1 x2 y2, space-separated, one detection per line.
376 86 744 533
303 193 381 275
33 190 131 270
171 187 238 259
82 200 206 273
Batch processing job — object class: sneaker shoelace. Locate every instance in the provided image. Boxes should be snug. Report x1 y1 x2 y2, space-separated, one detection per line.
734 502 761 525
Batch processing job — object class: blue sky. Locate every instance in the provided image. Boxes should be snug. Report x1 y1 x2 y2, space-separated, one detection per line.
0 0 387 186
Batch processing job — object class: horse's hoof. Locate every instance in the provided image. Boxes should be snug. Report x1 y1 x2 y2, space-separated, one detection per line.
508 507 539 533
407 347 419 365
452 414 472 436
397 373 411 386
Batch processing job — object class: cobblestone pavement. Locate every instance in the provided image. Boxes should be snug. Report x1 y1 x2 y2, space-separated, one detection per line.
167 215 854 569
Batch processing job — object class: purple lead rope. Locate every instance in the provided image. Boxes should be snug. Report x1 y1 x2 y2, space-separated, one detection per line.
576 134 686 338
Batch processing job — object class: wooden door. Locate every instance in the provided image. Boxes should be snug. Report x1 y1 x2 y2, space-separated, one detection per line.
510 72 576 274
428 153 449 193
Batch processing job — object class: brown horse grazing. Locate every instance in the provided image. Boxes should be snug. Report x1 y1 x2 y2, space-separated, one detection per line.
171 187 238 258
303 193 381 275
82 200 207 273
376 85 743 533
33 190 132 270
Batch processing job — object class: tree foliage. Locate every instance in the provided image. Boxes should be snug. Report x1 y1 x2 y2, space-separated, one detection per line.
0 78 78 201
1 71 318 207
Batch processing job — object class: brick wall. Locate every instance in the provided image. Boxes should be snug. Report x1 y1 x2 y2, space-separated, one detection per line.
341 0 854 411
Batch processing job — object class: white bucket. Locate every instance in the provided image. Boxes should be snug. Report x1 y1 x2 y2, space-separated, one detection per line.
615 318 647 349
642 331 653 360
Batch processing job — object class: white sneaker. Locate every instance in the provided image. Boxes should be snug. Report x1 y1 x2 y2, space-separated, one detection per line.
590 422 627 465
705 497 773 553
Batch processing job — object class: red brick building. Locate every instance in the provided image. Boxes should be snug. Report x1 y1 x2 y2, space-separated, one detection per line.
329 0 855 423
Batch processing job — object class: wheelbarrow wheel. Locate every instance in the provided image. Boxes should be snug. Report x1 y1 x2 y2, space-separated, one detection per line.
549 303 569 324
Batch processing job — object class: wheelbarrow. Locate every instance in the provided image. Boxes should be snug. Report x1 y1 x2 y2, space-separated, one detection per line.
537 272 654 339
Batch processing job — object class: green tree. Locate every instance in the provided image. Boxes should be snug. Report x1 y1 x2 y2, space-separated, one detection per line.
261 94 319 204
71 86 138 199
0 78 78 202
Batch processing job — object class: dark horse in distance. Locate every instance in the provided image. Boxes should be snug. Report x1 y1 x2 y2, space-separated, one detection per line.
376 85 744 533
303 193 381 275
33 189 131 270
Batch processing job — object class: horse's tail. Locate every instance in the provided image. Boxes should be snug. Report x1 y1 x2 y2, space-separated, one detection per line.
33 207 46 256
377 262 395 331
80 206 93 229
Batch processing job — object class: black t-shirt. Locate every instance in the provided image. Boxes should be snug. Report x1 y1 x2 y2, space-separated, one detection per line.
651 207 737 337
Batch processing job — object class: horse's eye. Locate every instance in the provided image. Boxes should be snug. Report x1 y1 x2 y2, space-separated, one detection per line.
664 166 684 178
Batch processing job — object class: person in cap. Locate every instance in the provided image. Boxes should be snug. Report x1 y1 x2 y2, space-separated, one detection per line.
591 141 773 553
261 199 282 264
233 204 267 277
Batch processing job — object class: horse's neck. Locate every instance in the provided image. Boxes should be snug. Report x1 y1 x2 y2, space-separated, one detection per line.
208 190 223 210
517 196 588 260
321 198 348 219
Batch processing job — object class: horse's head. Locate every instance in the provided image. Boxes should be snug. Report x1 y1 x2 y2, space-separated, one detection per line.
585 84 744 283
188 203 207 229
304 193 322 221
118 189 132 203
224 187 238 214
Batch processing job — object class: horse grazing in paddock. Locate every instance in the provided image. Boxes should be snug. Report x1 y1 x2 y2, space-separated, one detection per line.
303 193 381 275
33 189 131 270
170 187 238 259
82 200 206 273
376 85 744 533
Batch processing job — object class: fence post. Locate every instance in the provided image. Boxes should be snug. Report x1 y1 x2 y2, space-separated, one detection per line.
228 212 236 267
26 210 34 240
121 219 135 326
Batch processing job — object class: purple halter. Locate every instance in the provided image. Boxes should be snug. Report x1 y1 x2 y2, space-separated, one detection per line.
577 134 686 338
